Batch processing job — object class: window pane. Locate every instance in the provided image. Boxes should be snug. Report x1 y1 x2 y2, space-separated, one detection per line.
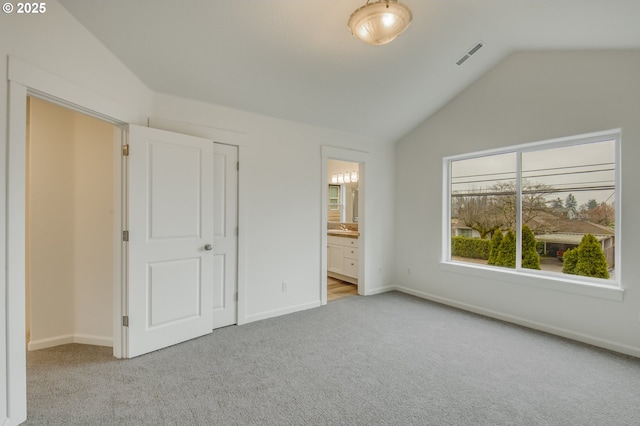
450 152 516 268
521 140 615 279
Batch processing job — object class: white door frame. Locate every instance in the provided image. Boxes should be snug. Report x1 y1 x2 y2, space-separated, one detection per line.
321 146 369 305
5 57 143 424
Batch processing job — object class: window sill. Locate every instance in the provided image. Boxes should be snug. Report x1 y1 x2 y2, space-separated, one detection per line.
439 261 624 302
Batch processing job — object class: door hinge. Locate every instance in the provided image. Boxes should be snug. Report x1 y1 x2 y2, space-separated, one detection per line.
236 161 239 171
122 144 129 156
123 230 129 242
122 316 129 327
235 292 238 302
235 226 239 236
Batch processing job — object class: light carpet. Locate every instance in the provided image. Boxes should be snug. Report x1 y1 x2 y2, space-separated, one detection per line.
25 291 640 425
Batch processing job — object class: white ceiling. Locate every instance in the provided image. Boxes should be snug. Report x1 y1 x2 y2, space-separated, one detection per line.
58 0 640 143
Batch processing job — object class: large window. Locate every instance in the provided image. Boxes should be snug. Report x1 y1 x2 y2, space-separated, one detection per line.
444 130 620 287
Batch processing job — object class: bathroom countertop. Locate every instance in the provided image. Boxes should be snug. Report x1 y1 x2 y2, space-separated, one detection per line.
327 230 359 238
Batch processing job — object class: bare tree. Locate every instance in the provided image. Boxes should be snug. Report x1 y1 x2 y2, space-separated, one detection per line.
453 181 553 237
456 195 502 239
491 180 551 229
586 202 615 227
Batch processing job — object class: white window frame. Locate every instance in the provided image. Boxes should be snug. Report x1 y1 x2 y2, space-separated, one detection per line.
328 184 341 211
441 129 623 301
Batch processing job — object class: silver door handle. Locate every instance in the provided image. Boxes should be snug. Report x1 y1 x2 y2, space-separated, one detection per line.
204 244 213 251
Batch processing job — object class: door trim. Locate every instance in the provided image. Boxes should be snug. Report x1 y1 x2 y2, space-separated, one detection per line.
5 58 137 424
321 146 369 305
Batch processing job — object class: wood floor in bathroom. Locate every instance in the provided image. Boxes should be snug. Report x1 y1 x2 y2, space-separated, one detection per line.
327 277 358 302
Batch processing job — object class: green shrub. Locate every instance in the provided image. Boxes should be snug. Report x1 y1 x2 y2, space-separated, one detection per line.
522 225 541 270
562 248 578 274
573 234 610 279
495 229 516 268
488 231 503 265
451 236 491 260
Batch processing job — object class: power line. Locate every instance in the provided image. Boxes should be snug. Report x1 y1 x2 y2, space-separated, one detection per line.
452 168 614 186
452 161 614 180
451 185 615 198
522 162 613 174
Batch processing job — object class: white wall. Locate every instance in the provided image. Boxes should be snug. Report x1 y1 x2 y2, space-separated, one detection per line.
72 105 115 343
394 50 640 356
27 97 76 344
151 93 397 321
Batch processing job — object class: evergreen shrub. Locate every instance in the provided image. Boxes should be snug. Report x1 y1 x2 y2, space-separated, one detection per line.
573 234 610 279
562 248 578 274
488 231 503 265
522 225 541 270
495 229 516 268
451 236 491 260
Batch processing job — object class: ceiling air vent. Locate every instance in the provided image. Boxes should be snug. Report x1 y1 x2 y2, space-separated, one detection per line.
456 42 484 66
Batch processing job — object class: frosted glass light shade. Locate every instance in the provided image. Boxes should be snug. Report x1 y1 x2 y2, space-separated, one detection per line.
348 0 412 46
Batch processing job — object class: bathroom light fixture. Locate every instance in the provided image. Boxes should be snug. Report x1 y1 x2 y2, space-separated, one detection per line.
331 171 359 184
348 0 412 46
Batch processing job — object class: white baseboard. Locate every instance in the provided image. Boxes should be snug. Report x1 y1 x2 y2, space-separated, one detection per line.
364 285 396 296
242 300 321 324
73 334 113 347
28 334 113 351
393 285 640 358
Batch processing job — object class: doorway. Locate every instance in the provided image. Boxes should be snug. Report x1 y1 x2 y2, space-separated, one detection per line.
326 159 360 302
26 96 121 351
321 146 368 305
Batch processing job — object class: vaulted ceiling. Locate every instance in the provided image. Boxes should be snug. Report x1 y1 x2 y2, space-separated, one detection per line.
58 0 640 142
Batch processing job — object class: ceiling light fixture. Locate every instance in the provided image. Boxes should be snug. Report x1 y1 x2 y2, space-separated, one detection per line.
348 0 413 46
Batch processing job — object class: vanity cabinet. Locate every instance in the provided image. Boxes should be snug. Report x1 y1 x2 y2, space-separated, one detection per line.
328 235 358 284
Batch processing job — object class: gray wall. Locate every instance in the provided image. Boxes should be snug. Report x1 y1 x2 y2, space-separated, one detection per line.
394 50 640 355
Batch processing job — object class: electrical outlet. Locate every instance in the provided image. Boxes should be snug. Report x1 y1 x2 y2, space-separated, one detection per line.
282 282 288 292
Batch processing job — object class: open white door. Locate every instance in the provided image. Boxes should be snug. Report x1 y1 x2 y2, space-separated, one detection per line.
212 143 238 329
126 125 214 358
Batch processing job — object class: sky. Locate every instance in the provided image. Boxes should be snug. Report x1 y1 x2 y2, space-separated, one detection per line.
450 139 615 208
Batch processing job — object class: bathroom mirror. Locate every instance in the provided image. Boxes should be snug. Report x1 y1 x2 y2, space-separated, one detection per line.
327 160 359 223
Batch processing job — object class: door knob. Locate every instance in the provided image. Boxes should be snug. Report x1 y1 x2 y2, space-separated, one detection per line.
204 244 213 251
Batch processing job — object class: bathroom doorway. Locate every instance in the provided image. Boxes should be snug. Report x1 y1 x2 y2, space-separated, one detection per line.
321 145 368 305
326 160 360 302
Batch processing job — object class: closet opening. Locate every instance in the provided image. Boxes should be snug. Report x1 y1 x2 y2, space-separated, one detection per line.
26 96 121 352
